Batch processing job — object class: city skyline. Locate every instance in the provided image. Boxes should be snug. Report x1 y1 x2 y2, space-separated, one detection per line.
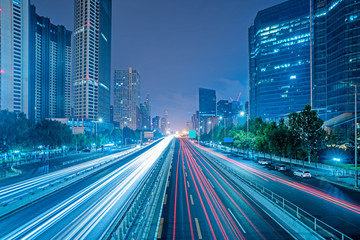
30 0 285 130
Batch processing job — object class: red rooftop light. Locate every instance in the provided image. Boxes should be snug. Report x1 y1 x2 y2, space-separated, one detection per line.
0 70 4 74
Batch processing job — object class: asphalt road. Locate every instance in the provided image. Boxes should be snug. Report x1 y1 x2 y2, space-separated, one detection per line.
159 138 292 240
201 145 360 239
0 138 171 239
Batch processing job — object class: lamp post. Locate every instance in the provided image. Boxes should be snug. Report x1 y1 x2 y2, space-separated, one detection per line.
95 118 103 151
342 81 358 188
122 121 127 146
208 121 213 144
219 116 226 141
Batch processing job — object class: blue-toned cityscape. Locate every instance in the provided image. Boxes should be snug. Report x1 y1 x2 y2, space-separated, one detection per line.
1 0 360 239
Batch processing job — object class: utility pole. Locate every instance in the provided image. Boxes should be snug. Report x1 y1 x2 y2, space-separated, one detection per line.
342 81 358 188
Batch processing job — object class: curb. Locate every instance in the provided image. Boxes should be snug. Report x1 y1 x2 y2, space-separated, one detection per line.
315 176 360 193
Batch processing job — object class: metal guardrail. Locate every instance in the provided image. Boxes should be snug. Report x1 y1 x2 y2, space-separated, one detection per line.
199 146 353 240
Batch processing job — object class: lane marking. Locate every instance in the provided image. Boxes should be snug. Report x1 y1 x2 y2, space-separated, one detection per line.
208 178 214 188
164 194 167 205
187 181 190 188
185 172 187 177
190 194 194 205
167 180 169 188
157 218 164 239
195 218 203 239
228 208 246 234
169 171 171 177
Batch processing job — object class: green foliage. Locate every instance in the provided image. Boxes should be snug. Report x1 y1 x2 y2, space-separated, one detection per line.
30 119 73 149
201 105 329 162
0 110 32 153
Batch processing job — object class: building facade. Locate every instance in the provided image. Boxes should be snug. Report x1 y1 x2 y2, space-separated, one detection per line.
113 67 141 130
199 88 216 126
217 100 233 126
73 0 111 122
98 0 111 122
152 116 161 132
313 0 360 121
29 5 72 122
249 0 311 121
0 0 29 115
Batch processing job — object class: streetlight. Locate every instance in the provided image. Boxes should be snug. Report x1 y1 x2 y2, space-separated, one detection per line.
122 121 127 146
341 81 358 188
219 116 227 142
95 118 103 151
208 121 215 145
240 111 249 134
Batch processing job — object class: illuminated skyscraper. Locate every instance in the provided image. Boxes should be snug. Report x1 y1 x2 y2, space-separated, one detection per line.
73 0 111 122
113 67 141 130
312 0 360 121
249 0 311 121
0 0 29 115
28 5 72 122
199 88 216 124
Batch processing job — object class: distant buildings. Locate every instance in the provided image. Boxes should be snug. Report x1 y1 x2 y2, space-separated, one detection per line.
28 5 72 122
152 116 161 132
113 67 141 130
249 0 311 121
199 88 216 131
73 0 112 122
191 111 199 131
0 0 29 115
139 94 151 130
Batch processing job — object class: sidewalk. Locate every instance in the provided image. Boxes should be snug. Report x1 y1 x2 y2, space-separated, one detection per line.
316 175 360 192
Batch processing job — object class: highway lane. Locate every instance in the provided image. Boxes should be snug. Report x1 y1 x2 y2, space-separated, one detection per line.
199 144 360 238
0 147 138 204
0 137 172 240
159 138 292 240
0 147 134 188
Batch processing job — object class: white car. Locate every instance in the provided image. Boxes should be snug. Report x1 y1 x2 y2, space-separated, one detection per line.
258 159 269 165
293 169 311 178
277 165 286 171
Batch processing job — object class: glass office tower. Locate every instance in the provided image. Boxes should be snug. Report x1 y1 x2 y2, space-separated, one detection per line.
249 0 311 121
313 0 360 121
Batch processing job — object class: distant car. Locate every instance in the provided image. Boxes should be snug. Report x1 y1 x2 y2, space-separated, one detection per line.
277 165 286 171
258 159 269 165
294 169 311 178
82 149 91 152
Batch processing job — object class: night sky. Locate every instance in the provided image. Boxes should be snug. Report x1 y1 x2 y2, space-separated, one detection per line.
31 0 284 130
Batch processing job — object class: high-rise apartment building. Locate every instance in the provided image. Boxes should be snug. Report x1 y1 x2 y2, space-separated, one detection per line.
249 0 311 121
199 88 216 124
28 5 72 122
312 0 360 121
138 94 151 130
152 116 161 132
113 67 141 130
0 0 29 115
73 0 111 122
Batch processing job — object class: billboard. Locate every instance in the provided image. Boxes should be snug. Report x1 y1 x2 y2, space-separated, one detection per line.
144 131 154 139
224 138 233 143
189 130 196 139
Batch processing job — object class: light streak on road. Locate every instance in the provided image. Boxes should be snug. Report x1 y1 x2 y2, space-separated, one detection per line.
198 145 360 215
0 148 137 203
2 137 173 240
